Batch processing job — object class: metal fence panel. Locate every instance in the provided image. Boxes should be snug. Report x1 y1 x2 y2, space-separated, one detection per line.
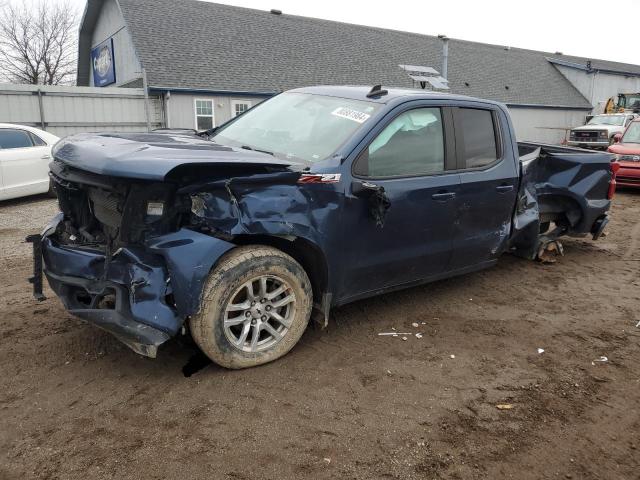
0 84 162 137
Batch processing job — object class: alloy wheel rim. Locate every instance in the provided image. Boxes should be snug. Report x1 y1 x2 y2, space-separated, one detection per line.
223 275 296 353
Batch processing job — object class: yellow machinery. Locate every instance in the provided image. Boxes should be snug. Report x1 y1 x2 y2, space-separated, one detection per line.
605 93 640 114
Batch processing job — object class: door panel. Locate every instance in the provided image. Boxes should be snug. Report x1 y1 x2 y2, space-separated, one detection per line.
449 107 518 269
339 105 460 299
0 128 51 197
344 173 460 296
452 162 518 268
0 150 6 199
3 146 50 190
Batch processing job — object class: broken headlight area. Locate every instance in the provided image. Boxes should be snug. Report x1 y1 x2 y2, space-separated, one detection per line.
50 160 188 249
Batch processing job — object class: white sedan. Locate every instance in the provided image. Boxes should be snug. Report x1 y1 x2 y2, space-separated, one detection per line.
0 123 60 201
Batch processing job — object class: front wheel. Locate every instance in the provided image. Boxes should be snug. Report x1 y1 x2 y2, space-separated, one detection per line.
190 245 313 369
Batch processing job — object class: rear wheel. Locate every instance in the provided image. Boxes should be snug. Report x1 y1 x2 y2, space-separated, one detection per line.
190 245 313 369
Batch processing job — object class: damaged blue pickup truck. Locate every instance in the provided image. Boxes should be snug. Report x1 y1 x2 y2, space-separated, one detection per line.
28 85 617 369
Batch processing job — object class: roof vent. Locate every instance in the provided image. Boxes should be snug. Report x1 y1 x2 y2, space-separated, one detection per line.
555 51 563 55
504 46 511 51
270 9 282 15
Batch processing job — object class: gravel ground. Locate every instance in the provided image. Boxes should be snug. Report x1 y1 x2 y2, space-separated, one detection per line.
0 191 638 480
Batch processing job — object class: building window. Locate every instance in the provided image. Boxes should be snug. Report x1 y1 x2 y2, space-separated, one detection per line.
231 100 252 118
194 99 214 130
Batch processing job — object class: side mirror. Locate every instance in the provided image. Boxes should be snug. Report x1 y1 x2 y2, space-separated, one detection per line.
613 133 622 143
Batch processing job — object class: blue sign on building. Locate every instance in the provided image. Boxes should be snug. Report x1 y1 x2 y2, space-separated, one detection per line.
91 38 116 87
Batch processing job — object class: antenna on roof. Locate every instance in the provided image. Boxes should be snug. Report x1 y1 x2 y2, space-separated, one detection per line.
367 85 388 98
270 9 282 15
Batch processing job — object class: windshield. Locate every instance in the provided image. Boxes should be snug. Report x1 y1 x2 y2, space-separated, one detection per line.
622 122 640 144
212 92 381 162
621 94 640 110
587 115 625 126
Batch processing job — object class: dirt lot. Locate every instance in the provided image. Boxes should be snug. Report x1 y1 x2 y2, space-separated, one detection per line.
0 192 638 480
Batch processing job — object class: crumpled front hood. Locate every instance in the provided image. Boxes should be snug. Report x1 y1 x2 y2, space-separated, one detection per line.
52 132 299 181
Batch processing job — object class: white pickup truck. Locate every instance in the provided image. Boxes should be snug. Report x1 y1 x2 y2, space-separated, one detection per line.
569 113 637 149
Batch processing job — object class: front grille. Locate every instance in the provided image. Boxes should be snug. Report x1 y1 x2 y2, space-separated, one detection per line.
571 130 603 141
88 188 123 229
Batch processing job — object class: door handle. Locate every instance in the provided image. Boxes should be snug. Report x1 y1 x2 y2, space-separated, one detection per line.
431 191 456 201
495 184 513 193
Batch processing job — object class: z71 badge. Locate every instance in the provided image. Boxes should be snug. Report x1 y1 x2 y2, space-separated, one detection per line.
297 173 342 184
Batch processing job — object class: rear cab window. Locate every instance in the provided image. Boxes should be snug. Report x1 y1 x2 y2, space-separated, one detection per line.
455 108 500 169
0 129 35 149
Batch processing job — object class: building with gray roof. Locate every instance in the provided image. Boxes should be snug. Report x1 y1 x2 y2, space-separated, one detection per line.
77 0 640 143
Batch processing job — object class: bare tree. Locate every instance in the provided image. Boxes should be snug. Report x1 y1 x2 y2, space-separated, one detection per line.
0 0 78 85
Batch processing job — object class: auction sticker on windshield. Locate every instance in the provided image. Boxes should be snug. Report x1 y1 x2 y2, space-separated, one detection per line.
332 107 371 123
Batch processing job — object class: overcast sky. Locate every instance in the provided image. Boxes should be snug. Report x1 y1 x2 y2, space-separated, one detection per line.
59 0 638 65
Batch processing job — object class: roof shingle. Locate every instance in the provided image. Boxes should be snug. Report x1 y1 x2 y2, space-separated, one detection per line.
110 0 638 108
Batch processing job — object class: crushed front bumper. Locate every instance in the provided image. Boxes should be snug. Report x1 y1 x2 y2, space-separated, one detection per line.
28 216 234 357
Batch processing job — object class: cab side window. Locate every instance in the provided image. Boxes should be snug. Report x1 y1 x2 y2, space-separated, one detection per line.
355 108 445 177
0 129 34 149
457 108 499 169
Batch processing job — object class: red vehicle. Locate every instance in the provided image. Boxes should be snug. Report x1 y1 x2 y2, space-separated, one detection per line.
608 118 640 188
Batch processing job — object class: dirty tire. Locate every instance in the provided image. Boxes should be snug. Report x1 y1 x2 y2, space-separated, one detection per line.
190 245 313 369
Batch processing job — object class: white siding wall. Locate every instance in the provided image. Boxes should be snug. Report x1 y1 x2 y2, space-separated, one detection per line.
89 0 142 88
555 65 640 110
507 107 589 144
165 93 266 129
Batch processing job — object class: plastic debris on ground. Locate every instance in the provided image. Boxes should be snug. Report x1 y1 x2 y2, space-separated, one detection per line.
496 404 514 410
591 356 608 365
537 348 545 354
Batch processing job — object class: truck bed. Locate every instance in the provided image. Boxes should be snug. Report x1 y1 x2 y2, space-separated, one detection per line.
510 142 613 259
